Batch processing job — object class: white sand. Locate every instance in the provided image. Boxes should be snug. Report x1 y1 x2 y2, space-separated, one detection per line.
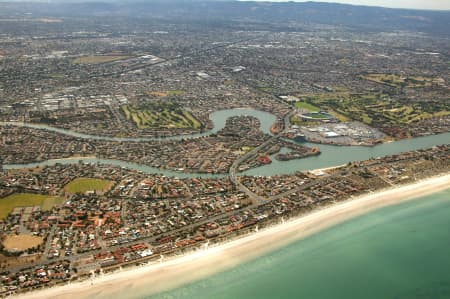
13 173 450 299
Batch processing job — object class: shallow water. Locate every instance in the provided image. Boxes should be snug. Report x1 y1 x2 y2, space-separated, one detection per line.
140 189 450 299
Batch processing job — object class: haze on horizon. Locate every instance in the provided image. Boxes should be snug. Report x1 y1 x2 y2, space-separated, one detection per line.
0 0 449 10
253 0 450 11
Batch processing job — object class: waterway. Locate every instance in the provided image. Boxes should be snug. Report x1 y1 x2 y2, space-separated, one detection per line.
245 131 450 175
0 108 276 142
4 132 450 177
4 158 224 179
2 108 450 176
142 189 450 299
3 110 450 299
4 108 450 178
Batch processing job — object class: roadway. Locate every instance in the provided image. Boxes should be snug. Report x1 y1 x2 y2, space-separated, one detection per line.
228 109 296 204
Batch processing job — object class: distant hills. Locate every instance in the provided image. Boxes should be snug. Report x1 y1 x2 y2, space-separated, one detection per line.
0 1 449 36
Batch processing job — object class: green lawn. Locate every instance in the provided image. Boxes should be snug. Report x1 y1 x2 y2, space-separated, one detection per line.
121 105 202 129
182 111 202 129
303 112 333 119
0 193 64 219
294 101 321 112
361 73 444 88
297 92 449 127
64 178 114 194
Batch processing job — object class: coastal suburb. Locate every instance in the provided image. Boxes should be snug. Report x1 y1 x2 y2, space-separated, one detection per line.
0 1 449 298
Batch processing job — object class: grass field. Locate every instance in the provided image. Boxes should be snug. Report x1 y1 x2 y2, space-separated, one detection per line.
290 115 321 127
361 73 445 88
0 253 41 269
2 235 44 251
294 92 449 127
64 178 114 194
0 193 64 219
294 101 321 112
302 112 334 120
73 55 130 64
122 104 202 129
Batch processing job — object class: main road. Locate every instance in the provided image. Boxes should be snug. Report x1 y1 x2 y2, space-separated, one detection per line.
229 109 296 204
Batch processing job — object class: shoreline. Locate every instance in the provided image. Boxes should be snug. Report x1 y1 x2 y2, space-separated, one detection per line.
10 172 450 299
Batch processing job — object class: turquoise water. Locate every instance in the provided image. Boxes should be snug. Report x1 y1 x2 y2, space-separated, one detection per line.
6 108 448 298
145 189 450 299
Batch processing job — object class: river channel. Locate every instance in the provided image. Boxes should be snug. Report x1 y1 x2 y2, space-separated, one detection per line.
3 108 450 177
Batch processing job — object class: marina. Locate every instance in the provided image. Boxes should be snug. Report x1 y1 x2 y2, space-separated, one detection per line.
3 108 450 176
0 2 449 296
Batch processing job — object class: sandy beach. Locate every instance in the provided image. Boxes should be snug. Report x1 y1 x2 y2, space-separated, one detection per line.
13 172 450 299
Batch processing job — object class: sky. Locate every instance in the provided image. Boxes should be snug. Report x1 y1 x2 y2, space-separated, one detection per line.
264 0 450 10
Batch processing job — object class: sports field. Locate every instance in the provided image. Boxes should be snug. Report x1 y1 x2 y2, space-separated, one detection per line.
64 178 114 194
2 234 44 252
0 193 64 219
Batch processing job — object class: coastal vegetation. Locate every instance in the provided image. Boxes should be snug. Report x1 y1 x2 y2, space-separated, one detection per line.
0 193 63 219
122 103 202 129
64 178 114 194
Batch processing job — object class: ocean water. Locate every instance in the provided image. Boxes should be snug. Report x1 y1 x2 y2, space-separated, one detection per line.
144 189 450 299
